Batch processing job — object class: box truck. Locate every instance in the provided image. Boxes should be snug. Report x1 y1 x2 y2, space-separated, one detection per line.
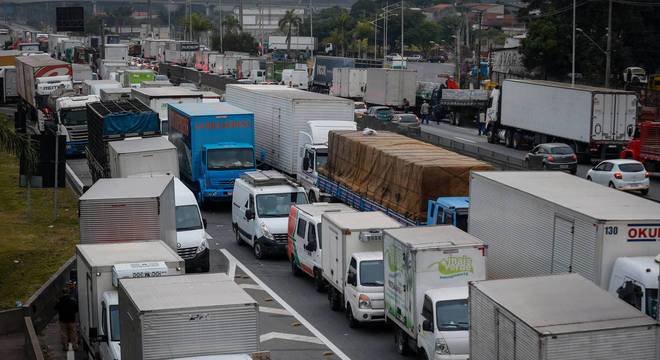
364 68 416 107
98 60 128 81
121 69 155 88
311 56 355 92
225 84 354 175
119 274 259 360
76 241 185 360
321 211 402 326
99 87 130 101
468 171 660 319
330 68 367 98
78 176 177 249
0 66 17 103
486 79 638 161
82 79 121 96
0 50 23 66
108 137 179 178
102 44 128 62
470 274 659 360
384 226 487 359
131 86 203 133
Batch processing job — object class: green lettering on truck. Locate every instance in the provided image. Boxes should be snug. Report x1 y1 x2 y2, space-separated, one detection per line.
429 255 474 278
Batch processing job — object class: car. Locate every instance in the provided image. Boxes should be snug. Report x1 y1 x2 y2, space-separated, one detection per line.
390 113 421 136
407 54 423 61
354 101 367 118
366 106 393 122
524 143 578 174
586 159 650 195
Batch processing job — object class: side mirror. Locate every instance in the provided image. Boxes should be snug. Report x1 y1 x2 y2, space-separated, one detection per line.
202 218 208 229
422 319 433 332
245 209 255 220
302 157 310 171
89 327 98 341
305 240 317 252
346 272 356 286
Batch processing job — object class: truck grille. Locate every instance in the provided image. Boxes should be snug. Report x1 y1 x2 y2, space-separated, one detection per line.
177 246 197 260
273 233 287 244
370 299 384 309
209 179 235 188
68 126 88 141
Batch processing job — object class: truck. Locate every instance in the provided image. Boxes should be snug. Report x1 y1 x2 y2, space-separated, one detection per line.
168 102 256 202
0 50 23 66
469 274 659 360
102 43 128 62
50 93 101 156
82 79 121 96
76 241 185 360
131 87 203 134
72 63 95 85
430 88 490 126
224 84 354 175
0 66 17 103
85 100 161 182
142 38 175 60
268 35 316 51
99 87 130 101
364 68 416 107
425 197 470 231
620 121 660 171
79 176 177 249
118 274 259 360
281 69 309 89
321 211 402 326
384 226 487 359
312 56 355 93
108 136 179 178
468 171 660 319
121 69 155 88
330 68 367 98
486 79 638 161
237 58 262 79
98 60 129 81
297 120 357 202
59 39 83 62
209 53 240 75
48 34 68 55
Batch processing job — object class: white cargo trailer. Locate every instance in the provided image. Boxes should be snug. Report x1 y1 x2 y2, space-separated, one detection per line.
0 66 17 103
99 87 131 101
78 176 177 250
468 171 660 311
108 137 179 178
364 68 416 107
77 241 185 360
103 44 128 62
119 273 259 360
470 274 659 360
225 84 354 175
131 87 202 133
330 68 367 98
82 79 121 96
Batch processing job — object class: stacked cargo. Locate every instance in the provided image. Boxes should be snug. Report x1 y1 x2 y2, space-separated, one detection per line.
320 131 493 222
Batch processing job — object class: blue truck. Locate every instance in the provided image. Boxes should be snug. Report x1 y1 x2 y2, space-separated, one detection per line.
168 102 256 203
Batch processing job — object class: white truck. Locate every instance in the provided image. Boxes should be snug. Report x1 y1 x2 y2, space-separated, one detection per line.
82 79 121 96
384 225 487 359
78 176 177 250
330 68 367 98
237 58 261 79
225 84 354 175
98 60 129 81
364 68 416 107
297 120 357 202
131 87 203 134
108 137 179 178
268 35 316 51
209 53 239 74
281 69 309 89
53 94 100 156
469 171 660 319
103 44 129 62
486 79 638 161
118 274 259 360
470 274 659 360
0 65 17 103
321 211 402 326
77 241 185 360
72 63 96 85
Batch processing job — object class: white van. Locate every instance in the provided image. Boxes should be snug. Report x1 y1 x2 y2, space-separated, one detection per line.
174 177 210 272
232 170 308 259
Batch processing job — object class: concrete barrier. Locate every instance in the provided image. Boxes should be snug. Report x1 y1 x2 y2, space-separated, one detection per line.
0 308 24 335
23 317 44 360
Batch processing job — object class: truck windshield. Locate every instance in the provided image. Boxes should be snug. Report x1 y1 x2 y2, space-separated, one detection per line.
176 205 202 231
359 260 384 286
436 299 469 331
256 192 308 218
316 150 328 170
110 305 120 341
207 148 255 170
60 109 87 126
647 288 658 319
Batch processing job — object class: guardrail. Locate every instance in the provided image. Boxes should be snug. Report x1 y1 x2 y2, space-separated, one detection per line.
65 163 85 196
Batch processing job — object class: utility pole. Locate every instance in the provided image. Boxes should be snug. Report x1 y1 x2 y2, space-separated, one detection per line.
456 20 461 84
310 0 313 56
218 0 223 51
374 17 377 59
605 0 612 88
571 0 576 86
400 0 404 58
148 0 153 37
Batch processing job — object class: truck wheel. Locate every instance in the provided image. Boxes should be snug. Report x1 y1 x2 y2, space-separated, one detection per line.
512 132 521 149
346 304 359 328
313 269 325 292
641 189 649 196
505 130 513 148
253 240 265 259
394 328 409 355
234 226 244 246
329 288 341 311
291 258 301 277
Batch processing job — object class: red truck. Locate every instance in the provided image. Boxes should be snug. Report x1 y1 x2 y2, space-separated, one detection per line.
620 121 660 171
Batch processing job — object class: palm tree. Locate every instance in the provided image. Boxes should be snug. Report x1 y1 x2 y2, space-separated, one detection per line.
334 10 351 57
223 15 242 35
0 116 37 220
184 13 213 43
278 9 303 55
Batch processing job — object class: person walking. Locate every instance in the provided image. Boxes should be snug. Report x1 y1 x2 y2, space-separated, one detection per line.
54 288 78 351
420 100 430 125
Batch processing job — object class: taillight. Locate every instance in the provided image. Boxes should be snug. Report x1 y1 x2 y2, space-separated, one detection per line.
547 155 555 162
570 154 577 161
614 172 623 179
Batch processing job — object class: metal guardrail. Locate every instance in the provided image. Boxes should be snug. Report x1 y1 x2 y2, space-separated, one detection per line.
65 163 85 196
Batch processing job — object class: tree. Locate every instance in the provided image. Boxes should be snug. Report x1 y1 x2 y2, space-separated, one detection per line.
521 17 567 79
278 9 303 54
212 31 257 54
110 5 133 33
183 13 213 43
0 116 37 220
223 15 242 34
85 15 104 36
333 9 351 57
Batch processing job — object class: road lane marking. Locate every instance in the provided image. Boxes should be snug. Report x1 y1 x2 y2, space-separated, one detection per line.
239 283 263 290
454 136 476 144
260 332 325 345
259 307 291 316
221 249 351 360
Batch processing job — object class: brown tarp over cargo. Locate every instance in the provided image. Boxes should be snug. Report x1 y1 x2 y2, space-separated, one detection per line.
320 130 494 222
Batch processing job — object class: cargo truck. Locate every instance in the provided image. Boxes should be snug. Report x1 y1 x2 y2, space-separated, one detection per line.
99 87 130 101
131 87 203 134
102 44 128 62
384 226 487 359
119 274 259 360
0 65 17 103
468 171 660 319
82 79 121 96
470 274 659 360
85 100 161 182
51 94 101 156
108 136 179 178
0 50 23 66
620 121 660 171
364 68 416 107
486 79 638 161
330 68 367 98
168 102 256 202
321 211 402 326
311 56 355 93
225 84 354 176
76 241 185 360
121 69 155 88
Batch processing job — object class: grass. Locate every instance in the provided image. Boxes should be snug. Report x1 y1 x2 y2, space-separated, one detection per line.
0 151 79 310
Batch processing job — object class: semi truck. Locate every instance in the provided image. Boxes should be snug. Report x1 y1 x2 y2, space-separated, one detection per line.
384 226 487 359
76 241 184 360
430 88 490 126
168 102 256 203
486 79 637 161
131 87 203 134
620 121 660 171
468 171 660 319
102 44 128 62
224 84 354 176
321 211 402 326
99 87 130 101
364 68 416 107
50 93 101 156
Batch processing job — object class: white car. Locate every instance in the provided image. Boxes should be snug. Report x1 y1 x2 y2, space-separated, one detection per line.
586 159 650 195
354 101 367 117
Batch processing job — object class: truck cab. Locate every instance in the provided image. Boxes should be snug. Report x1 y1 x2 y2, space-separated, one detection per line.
417 287 470 360
426 197 469 231
199 143 256 201
298 120 357 202
608 256 658 319
98 291 121 360
55 95 100 156
345 251 386 326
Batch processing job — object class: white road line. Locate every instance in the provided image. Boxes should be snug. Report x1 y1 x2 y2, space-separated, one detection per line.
227 254 237 280
220 249 350 360
260 332 325 345
238 283 263 290
454 136 476 144
259 307 291 316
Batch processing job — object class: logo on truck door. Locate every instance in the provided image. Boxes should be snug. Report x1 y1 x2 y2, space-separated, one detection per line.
428 255 475 278
626 224 660 242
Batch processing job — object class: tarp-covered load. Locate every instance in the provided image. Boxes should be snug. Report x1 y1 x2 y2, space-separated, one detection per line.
320 130 494 222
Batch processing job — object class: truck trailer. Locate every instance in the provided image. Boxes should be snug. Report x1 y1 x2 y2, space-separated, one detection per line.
131 86 203 134
0 65 17 103
330 68 367 98
108 136 179 178
364 68 416 107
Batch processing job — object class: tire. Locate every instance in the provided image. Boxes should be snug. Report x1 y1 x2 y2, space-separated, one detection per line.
543 163 549 171
346 304 359 328
641 189 649 196
505 130 513 148
253 240 265 259
524 159 530 169
313 269 325 292
512 132 521 149
234 227 244 246
587 176 592 181
328 288 341 311
394 327 409 355
609 182 616 189
487 129 496 144
291 258 301 277
570 169 577 175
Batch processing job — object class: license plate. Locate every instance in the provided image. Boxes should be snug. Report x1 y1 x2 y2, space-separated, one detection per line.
560 165 569 169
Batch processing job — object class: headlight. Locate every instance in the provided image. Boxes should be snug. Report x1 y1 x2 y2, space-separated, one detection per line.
260 222 273 240
435 337 450 355
196 239 208 253
358 294 371 309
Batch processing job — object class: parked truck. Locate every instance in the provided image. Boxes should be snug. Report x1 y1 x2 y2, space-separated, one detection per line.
364 68 416 107
486 79 638 161
50 93 101 156
168 102 256 202
469 171 660 319
225 84 354 176
470 274 659 360
0 50 23 66
102 43 128 62
131 87 203 134
330 68 367 98
99 87 130 101
431 88 490 126
108 136 179 178
0 65 17 103
77 241 185 360
121 69 155 88
620 121 660 171
384 226 487 359
82 79 121 96
311 56 355 93
321 211 402 326
119 274 259 359
98 60 129 81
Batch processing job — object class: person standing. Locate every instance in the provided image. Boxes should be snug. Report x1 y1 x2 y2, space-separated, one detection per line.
420 100 430 124
403 98 411 113
54 288 78 351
